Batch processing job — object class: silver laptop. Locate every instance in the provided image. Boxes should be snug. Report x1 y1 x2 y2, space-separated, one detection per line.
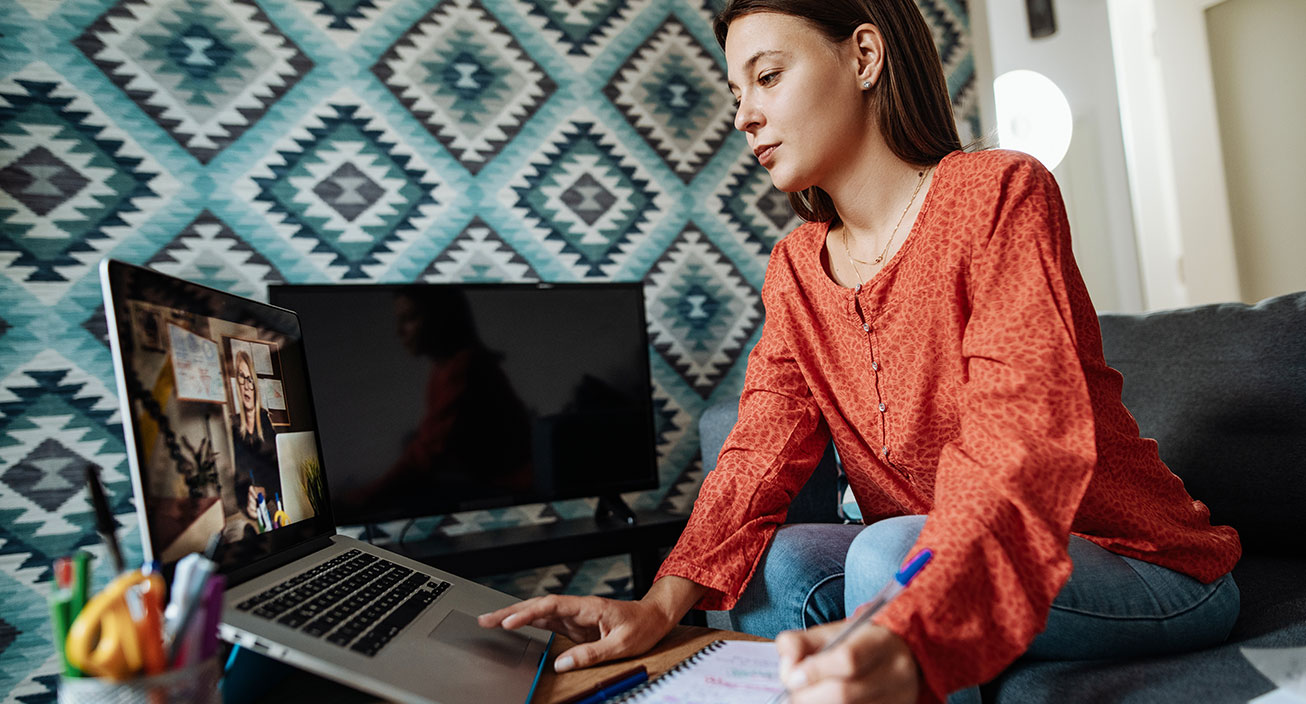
99 258 552 704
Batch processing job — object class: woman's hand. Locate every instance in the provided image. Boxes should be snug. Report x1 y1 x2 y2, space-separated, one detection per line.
775 621 921 704
246 485 265 520
478 595 678 672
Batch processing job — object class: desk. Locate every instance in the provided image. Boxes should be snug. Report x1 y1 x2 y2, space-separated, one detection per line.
535 625 769 703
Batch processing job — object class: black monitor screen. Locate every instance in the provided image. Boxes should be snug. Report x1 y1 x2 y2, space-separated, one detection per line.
268 283 657 524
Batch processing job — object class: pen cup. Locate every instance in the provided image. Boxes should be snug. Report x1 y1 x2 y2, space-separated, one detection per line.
57 656 220 704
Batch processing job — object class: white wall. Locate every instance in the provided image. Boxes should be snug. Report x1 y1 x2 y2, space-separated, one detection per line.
976 0 1143 313
1206 0 1306 303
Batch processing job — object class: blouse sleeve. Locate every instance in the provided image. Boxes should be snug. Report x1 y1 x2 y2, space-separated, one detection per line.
875 156 1099 701
655 244 832 611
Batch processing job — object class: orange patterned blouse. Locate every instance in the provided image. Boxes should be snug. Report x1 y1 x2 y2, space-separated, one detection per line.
655 149 1241 700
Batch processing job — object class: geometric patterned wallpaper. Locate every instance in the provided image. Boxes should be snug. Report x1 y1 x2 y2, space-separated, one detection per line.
0 0 978 698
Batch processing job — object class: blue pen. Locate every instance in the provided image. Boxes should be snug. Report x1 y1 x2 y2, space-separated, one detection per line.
572 667 648 704
769 548 934 704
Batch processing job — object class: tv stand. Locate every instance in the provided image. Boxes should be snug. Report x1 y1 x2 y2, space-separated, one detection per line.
384 509 688 598
595 494 637 526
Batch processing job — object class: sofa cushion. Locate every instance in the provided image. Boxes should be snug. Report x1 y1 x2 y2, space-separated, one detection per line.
985 555 1306 703
1097 291 1306 554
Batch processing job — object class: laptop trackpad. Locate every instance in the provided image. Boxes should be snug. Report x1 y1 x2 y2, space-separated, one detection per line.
428 610 531 668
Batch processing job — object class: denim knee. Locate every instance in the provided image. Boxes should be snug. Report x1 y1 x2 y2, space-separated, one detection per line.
844 515 927 610
729 524 861 638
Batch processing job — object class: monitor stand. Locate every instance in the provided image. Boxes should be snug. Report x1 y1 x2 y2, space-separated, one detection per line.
595 494 638 526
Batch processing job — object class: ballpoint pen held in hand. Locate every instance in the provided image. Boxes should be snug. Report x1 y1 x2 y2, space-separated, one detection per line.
769 548 934 704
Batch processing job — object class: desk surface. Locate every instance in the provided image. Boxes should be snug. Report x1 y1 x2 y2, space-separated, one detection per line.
535 625 769 703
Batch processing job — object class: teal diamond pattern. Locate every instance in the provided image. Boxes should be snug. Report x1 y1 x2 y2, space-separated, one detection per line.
645 224 761 398
506 111 667 278
520 0 652 64
372 0 555 175
244 93 448 280
0 62 176 304
73 0 313 164
604 16 734 183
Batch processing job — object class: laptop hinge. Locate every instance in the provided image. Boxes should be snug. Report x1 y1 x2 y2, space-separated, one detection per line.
223 534 336 588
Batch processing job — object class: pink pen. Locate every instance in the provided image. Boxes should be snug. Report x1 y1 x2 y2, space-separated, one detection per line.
176 575 226 667
197 575 226 661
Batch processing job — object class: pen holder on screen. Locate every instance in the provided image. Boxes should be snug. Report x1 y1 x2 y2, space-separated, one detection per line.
57 656 220 704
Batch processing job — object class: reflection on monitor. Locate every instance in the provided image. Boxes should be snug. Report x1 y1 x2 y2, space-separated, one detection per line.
269 283 657 525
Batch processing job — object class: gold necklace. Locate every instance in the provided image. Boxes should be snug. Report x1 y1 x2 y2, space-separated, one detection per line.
842 166 931 284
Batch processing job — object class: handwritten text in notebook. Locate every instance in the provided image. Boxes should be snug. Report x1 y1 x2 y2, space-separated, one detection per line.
611 640 784 704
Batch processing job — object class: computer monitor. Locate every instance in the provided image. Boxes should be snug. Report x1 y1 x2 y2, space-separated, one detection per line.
268 283 658 525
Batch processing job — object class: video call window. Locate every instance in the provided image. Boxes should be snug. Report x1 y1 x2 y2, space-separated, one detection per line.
124 299 322 563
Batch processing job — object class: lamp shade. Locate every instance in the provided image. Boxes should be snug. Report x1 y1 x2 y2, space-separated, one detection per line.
995 69 1073 170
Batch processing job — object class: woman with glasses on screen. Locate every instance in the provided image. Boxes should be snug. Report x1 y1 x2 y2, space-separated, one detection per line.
230 349 281 531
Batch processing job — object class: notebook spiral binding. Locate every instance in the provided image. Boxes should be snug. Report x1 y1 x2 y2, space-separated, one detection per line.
607 640 726 703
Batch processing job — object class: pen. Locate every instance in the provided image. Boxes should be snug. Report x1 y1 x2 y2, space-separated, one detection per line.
85 463 125 574
769 548 934 704
50 557 78 677
123 579 166 675
192 574 226 663
558 664 648 704
165 551 217 666
69 551 91 620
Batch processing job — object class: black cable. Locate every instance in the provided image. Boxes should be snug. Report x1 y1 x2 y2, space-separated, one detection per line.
398 518 417 547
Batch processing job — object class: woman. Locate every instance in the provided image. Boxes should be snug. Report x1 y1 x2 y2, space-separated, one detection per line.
480 2 1241 702
230 348 281 527
344 287 532 516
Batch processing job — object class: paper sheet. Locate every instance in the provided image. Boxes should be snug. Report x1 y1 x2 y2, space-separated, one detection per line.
628 640 783 703
1243 647 1306 700
1249 689 1306 704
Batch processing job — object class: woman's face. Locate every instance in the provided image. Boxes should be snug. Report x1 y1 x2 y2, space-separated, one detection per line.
725 12 869 193
237 358 256 413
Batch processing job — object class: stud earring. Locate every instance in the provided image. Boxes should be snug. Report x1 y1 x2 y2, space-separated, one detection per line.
862 81 871 89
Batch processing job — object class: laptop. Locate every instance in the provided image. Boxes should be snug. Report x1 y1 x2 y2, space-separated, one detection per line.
99 259 552 704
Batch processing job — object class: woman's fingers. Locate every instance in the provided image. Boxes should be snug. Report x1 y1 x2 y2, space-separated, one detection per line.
480 595 583 628
552 637 621 673
779 624 919 704
480 596 667 673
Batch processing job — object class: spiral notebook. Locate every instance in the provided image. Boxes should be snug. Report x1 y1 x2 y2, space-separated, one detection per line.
608 640 784 703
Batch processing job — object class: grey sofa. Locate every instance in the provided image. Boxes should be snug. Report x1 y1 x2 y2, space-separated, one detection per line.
697 291 1306 702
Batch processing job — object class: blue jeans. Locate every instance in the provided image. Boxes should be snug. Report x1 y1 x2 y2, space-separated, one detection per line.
728 516 1240 703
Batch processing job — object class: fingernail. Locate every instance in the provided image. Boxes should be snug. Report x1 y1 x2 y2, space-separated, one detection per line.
502 614 518 628
786 669 808 689
555 656 574 673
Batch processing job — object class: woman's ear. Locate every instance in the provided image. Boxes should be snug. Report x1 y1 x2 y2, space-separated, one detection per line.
851 23 886 89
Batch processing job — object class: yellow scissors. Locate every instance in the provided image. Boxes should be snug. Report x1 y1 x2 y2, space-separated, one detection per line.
65 569 166 680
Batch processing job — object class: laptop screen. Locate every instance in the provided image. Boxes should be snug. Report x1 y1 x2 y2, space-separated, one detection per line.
101 260 334 574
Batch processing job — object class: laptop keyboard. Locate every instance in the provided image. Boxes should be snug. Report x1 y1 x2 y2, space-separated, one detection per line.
236 548 451 657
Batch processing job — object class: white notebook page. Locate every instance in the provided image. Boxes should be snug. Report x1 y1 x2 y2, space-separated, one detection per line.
618 640 784 703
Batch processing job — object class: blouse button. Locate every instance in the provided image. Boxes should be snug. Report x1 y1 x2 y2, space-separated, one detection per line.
855 284 862 293
882 446 890 456
872 361 880 371
862 323 870 332
879 402 886 413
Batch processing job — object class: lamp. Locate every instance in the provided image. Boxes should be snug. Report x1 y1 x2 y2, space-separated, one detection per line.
994 69 1074 171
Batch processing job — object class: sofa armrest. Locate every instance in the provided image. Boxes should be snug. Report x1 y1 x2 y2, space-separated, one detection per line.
1098 290 1306 554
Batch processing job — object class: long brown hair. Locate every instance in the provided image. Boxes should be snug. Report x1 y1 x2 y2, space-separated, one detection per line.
715 0 962 222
